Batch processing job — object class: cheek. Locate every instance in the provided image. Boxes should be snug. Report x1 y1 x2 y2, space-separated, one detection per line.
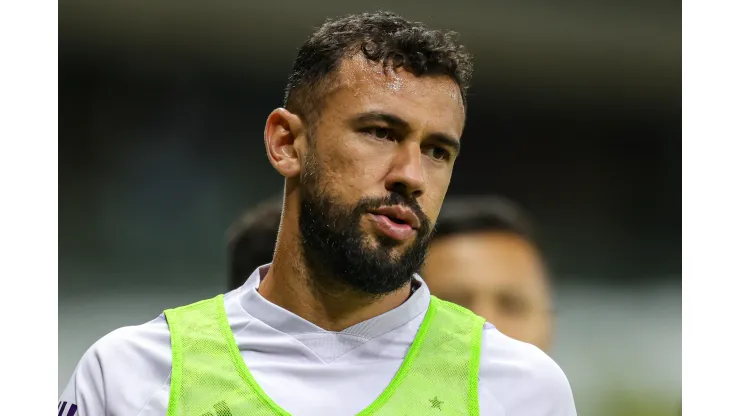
421 181 449 221
317 137 388 195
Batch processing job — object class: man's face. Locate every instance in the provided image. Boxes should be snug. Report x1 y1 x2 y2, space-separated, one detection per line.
422 232 553 351
297 55 466 295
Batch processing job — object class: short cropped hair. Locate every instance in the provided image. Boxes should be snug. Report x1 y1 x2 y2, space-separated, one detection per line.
284 11 474 125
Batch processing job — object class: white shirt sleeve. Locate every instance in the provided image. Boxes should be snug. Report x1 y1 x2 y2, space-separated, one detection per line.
58 339 107 416
58 317 173 416
478 324 577 416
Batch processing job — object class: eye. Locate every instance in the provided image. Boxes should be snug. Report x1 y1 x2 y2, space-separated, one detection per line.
495 293 528 317
363 127 394 140
424 146 451 161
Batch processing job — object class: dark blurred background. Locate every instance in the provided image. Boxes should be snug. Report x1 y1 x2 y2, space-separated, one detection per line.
59 1 681 415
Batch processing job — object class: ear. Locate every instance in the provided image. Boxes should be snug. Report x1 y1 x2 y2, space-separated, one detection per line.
264 108 305 178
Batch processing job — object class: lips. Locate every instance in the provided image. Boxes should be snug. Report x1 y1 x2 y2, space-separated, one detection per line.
366 205 421 242
368 206 421 230
368 213 417 241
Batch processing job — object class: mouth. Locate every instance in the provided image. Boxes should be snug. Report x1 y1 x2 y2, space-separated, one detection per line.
368 206 421 230
386 216 408 225
366 205 421 242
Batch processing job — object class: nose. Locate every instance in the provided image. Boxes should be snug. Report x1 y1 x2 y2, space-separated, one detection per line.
385 142 425 199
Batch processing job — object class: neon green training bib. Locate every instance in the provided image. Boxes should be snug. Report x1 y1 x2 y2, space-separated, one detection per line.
164 294 485 415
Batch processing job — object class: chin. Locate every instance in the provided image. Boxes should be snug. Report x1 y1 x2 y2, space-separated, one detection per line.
377 233 412 248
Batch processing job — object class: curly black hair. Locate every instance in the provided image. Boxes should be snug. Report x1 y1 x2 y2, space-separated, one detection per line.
284 11 474 124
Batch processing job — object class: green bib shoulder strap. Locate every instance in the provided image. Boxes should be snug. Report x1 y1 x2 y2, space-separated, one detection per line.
164 295 484 416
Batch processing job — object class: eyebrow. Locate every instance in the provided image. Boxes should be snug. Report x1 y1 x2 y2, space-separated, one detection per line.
352 111 462 155
428 132 462 156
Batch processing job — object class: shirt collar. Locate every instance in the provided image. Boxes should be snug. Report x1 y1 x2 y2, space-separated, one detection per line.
239 264 430 339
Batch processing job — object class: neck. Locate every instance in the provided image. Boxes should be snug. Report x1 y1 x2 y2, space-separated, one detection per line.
259 225 412 332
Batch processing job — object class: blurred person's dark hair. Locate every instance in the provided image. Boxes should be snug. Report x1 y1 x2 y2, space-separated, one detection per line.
433 195 537 245
432 194 548 278
283 11 474 128
227 196 283 291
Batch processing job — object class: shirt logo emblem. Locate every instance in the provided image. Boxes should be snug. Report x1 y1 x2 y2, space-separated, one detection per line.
429 396 443 410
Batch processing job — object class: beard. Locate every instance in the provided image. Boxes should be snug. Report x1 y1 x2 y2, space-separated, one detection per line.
298 151 434 296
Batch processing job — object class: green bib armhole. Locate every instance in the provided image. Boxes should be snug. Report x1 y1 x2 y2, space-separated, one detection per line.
467 303 484 415
165 295 292 416
214 295 292 416
164 306 181 416
165 297 214 416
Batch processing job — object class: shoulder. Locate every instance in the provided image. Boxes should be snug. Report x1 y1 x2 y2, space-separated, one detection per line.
59 315 174 415
478 324 577 415
93 314 174 369
59 291 250 415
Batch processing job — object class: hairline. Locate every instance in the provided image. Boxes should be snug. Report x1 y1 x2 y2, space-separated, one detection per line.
286 52 467 131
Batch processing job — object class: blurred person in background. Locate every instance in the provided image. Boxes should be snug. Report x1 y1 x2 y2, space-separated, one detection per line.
423 195 553 351
59 11 576 416
227 195 282 290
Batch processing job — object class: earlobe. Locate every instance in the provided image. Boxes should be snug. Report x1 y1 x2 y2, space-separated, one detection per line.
264 108 304 178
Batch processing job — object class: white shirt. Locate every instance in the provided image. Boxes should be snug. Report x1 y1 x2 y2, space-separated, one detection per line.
59 266 577 416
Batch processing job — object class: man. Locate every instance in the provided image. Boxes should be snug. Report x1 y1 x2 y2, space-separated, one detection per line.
423 195 553 351
60 12 576 415
227 195 282 290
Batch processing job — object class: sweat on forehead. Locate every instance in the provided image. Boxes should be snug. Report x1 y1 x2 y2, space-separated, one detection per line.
293 55 465 131
331 55 463 103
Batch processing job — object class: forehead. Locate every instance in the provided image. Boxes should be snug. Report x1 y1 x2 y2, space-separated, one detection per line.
319 54 466 135
425 232 549 293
